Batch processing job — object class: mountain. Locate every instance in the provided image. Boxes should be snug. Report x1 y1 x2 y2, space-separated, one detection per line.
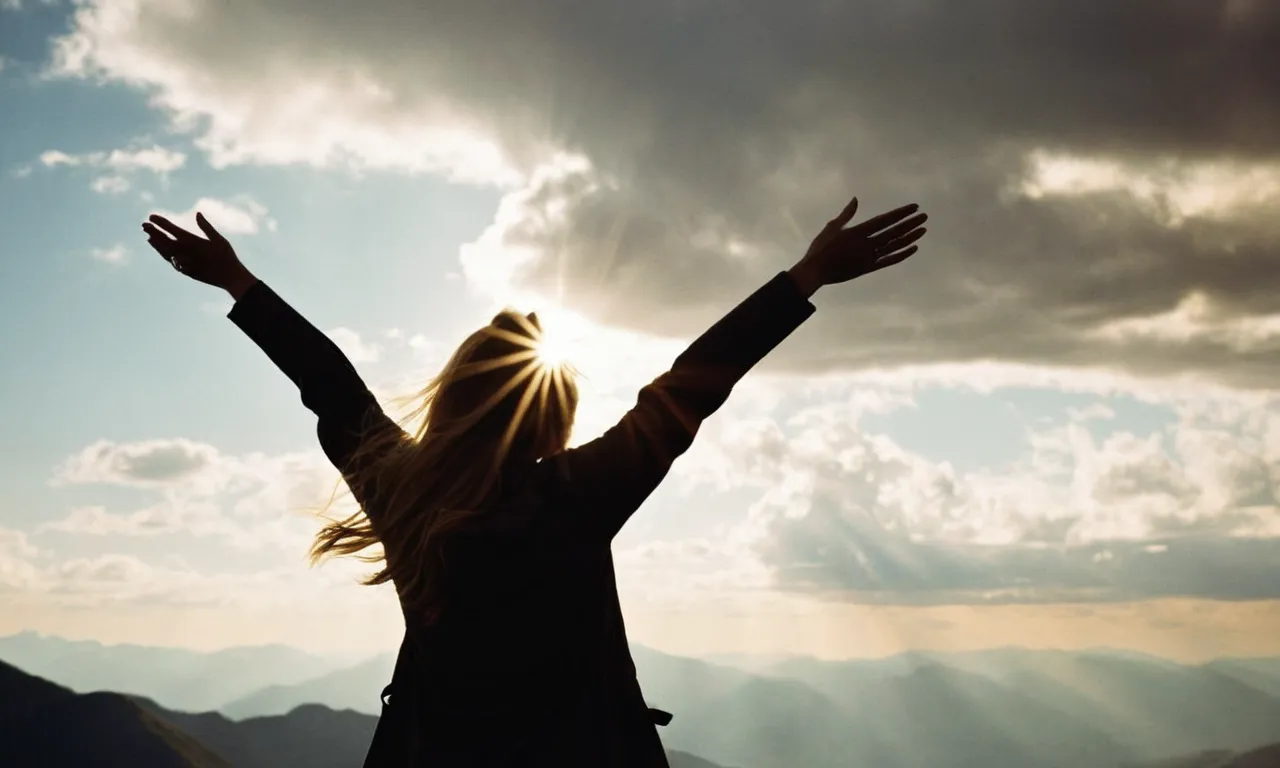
0 660 228 767
634 644 1135 768
1205 658 1280 699
754 648 1280 763
960 650 1280 759
222 652 395 718
1132 742 1280 768
0 631 335 712
2 658 731 768
8 632 1280 768
137 701 377 768
667 750 737 768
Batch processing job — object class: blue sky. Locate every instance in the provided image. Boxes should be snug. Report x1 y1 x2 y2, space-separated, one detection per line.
2 0 1279 660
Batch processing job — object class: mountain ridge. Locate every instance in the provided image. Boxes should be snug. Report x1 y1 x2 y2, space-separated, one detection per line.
5 632 1280 768
0 659 734 768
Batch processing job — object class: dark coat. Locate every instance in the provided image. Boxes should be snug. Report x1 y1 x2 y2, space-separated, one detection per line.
227 271 816 766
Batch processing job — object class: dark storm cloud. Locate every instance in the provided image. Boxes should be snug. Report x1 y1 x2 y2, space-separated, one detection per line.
453 0 1280 386
56 0 1280 386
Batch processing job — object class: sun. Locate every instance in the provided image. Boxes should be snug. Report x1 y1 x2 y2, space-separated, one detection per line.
529 305 588 371
536 331 572 369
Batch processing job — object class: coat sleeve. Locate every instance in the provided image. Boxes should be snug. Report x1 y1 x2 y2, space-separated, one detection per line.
227 281 408 515
557 271 816 541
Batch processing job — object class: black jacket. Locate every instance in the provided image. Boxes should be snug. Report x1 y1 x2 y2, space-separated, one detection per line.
228 271 816 766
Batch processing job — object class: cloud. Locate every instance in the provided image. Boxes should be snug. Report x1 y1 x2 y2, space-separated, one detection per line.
38 150 78 167
46 0 1280 390
0 528 40 591
55 438 221 488
90 244 127 264
90 175 130 194
675 385 1280 605
153 196 275 236
40 146 185 174
326 327 380 364
38 145 186 193
38 505 183 537
46 437 346 552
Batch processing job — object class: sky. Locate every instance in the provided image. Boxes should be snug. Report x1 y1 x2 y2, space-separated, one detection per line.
1 0 1279 662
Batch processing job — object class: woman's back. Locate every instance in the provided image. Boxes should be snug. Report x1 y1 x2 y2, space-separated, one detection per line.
384 457 664 765
165 192 928 766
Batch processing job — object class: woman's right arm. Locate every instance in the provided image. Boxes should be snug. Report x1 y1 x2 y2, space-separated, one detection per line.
225 279 408 496
142 211 408 512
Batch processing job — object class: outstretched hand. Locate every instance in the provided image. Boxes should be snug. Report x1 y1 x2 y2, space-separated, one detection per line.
141 212 257 298
788 196 927 296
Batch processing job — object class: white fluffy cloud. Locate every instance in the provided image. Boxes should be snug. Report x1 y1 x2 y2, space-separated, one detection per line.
154 196 275 236
90 244 128 264
47 438 343 552
22 550 385 613
55 438 220 488
0 528 41 591
38 144 185 194
662 383 1280 604
326 328 381 364
40 146 186 174
90 175 130 194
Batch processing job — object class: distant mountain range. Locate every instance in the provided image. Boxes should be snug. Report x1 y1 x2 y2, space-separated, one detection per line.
1131 743 1280 768
0 659 730 768
0 631 333 713
3 632 1279 767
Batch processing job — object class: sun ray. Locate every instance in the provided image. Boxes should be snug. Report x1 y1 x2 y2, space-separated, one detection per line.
499 363 545 459
472 359 541 419
454 349 538 379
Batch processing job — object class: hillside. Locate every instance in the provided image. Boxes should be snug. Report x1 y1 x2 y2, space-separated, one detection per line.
0 660 228 767
1133 742 1280 768
138 700 378 768
1 658 732 767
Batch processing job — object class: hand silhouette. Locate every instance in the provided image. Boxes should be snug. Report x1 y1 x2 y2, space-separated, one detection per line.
141 212 256 297
789 197 927 295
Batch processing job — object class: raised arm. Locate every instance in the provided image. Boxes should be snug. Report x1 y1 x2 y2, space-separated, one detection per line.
558 271 815 540
558 196 928 541
142 211 407 512
225 281 407 486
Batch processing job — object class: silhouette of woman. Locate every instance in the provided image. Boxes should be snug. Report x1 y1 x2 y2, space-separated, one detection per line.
142 196 926 767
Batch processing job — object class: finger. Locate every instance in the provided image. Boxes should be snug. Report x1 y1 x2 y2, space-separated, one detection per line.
868 212 928 247
195 212 226 243
850 203 920 237
148 214 198 242
869 244 919 273
141 221 172 240
877 226 927 254
142 223 176 254
823 196 859 232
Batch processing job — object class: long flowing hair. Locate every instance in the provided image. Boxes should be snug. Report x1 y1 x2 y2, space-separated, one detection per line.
309 310 578 620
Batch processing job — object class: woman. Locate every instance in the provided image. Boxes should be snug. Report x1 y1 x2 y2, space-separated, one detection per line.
141 195 926 767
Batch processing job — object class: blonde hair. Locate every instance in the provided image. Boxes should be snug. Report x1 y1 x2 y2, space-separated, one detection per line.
309 310 578 620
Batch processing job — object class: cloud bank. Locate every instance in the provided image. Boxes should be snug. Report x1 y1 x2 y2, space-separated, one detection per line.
49 0 1280 388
